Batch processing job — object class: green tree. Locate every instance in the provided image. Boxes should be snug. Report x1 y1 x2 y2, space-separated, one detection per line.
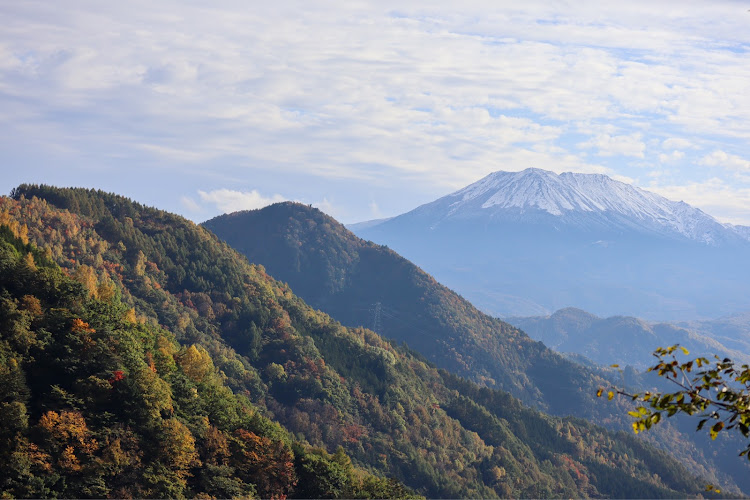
601 344 750 488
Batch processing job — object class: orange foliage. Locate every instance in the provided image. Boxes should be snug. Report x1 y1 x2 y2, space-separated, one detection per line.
26 441 53 473
71 318 95 334
20 295 43 317
59 445 82 472
36 410 99 472
71 318 96 351
231 429 297 499
202 426 231 466
342 423 365 443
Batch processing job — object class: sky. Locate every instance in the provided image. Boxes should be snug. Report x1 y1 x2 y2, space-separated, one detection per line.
2 1 750 225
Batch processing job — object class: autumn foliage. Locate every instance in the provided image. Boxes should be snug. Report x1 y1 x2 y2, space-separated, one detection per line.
0 186 729 498
0 217 414 499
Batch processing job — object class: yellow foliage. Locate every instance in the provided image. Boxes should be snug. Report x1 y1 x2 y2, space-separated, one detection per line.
160 418 199 476
103 438 130 469
176 345 214 383
492 465 505 481
154 336 178 374
176 312 192 330
123 307 137 324
132 366 173 420
37 410 98 455
134 250 147 276
73 265 99 299
24 252 36 271
18 224 29 244
97 280 116 302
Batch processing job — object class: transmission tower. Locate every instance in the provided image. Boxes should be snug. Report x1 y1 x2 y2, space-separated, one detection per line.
371 301 382 334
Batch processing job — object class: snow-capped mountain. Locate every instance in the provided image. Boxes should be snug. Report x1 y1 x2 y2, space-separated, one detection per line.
409 168 746 245
731 224 750 241
352 169 750 320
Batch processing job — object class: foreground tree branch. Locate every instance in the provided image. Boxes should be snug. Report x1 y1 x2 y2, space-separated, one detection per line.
599 345 750 456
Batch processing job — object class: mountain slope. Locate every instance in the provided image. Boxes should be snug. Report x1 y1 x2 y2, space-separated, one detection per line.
507 308 750 370
0 225 410 499
352 168 750 319
2 186 727 498
204 202 615 413
202 201 750 493
676 312 750 356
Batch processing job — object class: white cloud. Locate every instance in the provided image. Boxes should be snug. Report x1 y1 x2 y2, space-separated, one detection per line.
658 150 684 163
1 0 750 222
198 189 287 214
313 197 339 218
648 178 750 225
578 133 645 158
698 150 750 171
661 138 694 150
180 196 202 213
369 200 381 218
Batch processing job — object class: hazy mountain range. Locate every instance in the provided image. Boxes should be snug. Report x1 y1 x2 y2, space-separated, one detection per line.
507 307 750 371
351 168 750 320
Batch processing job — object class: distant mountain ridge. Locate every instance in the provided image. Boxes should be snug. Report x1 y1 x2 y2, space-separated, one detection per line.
675 311 750 356
352 168 750 320
507 307 750 371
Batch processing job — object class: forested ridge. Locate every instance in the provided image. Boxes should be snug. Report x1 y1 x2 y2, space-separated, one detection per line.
204 203 616 412
0 185 730 497
203 202 750 492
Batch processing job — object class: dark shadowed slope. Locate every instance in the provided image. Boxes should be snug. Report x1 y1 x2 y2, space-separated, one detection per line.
204 202 614 416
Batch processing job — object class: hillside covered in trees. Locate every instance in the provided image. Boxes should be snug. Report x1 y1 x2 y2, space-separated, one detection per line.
0 185 735 497
203 202 750 493
204 203 614 412
0 222 414 498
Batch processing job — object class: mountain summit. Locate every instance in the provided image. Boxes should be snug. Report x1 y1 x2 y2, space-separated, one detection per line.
403 168 746 245
352 169 750 320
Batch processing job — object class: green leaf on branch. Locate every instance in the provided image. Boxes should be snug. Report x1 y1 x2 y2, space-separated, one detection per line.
710 422 724 440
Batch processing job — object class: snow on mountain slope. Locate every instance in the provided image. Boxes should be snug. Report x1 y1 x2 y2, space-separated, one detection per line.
353 168 750 320
431 168 741 245
731 224 750 241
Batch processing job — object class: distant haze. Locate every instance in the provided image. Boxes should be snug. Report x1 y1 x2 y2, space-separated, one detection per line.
352 168 750 320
